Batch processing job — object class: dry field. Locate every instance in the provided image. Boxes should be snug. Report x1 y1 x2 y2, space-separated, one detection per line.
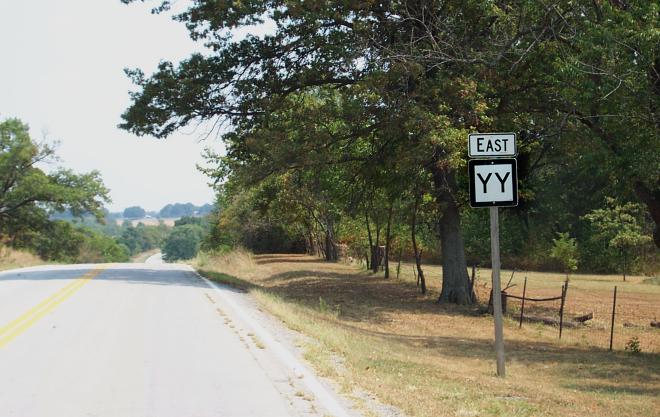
0 246 45 272
114 218 177 227
195 251 660 417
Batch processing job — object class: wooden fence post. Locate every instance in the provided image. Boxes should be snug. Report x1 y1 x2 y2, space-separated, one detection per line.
559 281 568 339
610 286 618 351
519 276 527 328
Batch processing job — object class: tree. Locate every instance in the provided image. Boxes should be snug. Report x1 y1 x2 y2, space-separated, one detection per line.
123 206 146 219
1 118 110 244
583 198 652 280
162 224 204 261
120 1 659 302
550 233 579 279
120 1 529 303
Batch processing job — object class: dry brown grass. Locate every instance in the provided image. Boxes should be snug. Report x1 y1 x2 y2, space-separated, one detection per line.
0 246 46 271
197 252 660 417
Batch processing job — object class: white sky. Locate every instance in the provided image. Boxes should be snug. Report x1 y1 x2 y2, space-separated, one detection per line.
0 0 223 212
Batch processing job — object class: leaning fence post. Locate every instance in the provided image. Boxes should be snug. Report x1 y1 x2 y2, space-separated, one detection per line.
610 286 618 351
519 276 527 328
559 281 568 339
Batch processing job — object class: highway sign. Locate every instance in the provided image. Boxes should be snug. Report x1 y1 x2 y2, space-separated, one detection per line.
468 158 518 207
468 133 516 158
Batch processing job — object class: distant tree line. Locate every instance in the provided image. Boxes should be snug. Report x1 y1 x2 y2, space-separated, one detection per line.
159 203 213 218
107 203 214 220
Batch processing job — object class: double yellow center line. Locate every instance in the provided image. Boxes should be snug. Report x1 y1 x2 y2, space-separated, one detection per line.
0 268 104 348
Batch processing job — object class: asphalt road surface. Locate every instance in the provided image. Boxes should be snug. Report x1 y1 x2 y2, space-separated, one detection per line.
0 259 353 417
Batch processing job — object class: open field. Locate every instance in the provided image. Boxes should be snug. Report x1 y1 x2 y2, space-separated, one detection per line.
0 246 46 272
114 218 177 227
397 262 660 353
196 251 659 417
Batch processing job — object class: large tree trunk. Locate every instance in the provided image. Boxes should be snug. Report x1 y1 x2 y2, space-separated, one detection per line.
314 229 325 258
432 165 474 304
365 210 374 269
324 221 338 261
303 221 316 255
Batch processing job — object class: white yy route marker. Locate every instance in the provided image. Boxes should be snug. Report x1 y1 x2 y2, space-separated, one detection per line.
468 159 518 207
467 133 518 379
468 133 517 158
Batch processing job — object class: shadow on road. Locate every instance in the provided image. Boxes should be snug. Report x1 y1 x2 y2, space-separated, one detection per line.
0 264 209 288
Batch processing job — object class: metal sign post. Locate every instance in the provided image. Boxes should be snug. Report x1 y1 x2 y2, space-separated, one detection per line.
468 132 517 378
489 207 506 377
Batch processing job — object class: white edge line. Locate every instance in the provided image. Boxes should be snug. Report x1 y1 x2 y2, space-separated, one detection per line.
196 272 352 417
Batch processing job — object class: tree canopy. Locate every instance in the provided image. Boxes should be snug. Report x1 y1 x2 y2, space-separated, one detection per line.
162 224 204 261
1 119 110 242
121 1 659 302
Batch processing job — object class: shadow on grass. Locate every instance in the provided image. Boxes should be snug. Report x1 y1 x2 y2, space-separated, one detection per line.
197 269 257 292
565 382 659 396
201 255 660 397
256 258 331 265
263 269 368 282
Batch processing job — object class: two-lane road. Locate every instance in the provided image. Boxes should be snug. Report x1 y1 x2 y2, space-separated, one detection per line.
0 261 351 417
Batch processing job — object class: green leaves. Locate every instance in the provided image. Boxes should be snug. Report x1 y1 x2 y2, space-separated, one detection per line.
550 232 579 273
583 198 652 251
162 224 205 261
120 2 659 277
0 118 111 259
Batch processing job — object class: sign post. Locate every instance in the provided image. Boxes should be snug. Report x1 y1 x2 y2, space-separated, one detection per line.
468 132 517 378
489 206 506 377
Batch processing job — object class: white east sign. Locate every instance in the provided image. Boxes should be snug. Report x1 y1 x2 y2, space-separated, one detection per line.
468 133 516 158
468 159 518 207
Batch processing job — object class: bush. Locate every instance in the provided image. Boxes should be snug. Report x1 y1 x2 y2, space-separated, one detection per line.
162 224 204 261
550 232 579 275
625 336 641 354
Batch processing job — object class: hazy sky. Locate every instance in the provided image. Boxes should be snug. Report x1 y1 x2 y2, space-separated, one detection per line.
0 0 223 212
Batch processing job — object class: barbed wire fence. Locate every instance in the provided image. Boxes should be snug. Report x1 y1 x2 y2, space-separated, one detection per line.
477 268 660 353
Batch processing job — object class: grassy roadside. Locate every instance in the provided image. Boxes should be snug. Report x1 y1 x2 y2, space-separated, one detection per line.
0 246 46 272
194 250 660 417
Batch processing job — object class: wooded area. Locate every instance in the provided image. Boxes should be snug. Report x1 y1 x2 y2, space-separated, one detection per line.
118 0 659 304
